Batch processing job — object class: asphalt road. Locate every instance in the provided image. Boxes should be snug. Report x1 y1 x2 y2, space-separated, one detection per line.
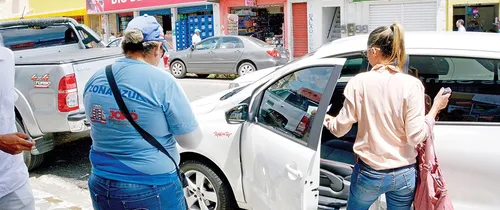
29 76 231 190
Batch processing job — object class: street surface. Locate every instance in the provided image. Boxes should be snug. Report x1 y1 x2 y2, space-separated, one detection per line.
28 76 231 209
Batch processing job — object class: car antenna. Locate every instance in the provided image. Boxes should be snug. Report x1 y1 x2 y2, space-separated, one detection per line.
20 6 26 19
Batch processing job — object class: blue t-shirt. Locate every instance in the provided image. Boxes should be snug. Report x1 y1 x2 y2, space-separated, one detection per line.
83 58 198 185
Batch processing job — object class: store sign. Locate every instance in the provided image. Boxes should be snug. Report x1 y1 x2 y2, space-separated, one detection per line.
245 0 256 7
227 14 238 36
86 0 206 14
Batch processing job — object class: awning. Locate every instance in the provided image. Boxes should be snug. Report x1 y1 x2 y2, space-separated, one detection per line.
0 8 87 21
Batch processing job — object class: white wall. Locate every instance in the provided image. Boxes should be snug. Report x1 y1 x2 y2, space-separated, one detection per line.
0 0 30 19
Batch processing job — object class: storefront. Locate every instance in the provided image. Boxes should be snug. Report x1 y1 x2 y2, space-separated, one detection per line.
448 0 499 32
87 0 220 50
220 0 288 49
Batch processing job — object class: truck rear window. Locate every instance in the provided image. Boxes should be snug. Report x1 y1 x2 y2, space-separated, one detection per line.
0 25 78 51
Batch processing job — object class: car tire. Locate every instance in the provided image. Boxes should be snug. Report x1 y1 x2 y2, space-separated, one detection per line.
16 116 45 171
170 60 187 78
181 160 235 210
237 62 256 76
197 74 210 78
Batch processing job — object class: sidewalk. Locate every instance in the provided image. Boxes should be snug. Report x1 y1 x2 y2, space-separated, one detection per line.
29 175 92 210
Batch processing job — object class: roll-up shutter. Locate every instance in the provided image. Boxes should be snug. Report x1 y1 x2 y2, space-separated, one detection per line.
369 1 437 32
292 3 308 58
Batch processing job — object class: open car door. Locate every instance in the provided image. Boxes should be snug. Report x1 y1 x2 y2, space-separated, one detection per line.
227 57 345 210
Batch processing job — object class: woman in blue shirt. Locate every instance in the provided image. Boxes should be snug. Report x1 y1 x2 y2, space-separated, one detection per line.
84 15 202 210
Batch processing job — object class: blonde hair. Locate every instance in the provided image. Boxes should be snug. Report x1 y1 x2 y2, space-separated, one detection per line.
121 29 159 55
367 23 406 69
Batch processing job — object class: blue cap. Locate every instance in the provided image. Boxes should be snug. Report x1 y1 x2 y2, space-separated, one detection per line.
126 14 168 52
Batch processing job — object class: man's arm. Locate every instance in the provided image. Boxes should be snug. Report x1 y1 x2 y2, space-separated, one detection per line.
0 132 34 155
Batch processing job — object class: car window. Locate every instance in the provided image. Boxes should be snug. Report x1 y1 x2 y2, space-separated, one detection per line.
409 55 500 123
195 38 218 50
247 36 273 47
341 56 369 78
220 37 243 49
258 66 335 143
0 25 78 51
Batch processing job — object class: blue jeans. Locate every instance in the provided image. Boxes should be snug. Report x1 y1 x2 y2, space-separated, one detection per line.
347 160 417 210
88 173 186 210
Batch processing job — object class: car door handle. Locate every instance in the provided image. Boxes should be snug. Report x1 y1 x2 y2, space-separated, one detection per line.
234 50 241 53
285 164 303 180
208 51 214 54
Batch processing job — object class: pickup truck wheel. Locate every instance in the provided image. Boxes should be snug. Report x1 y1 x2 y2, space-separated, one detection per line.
170 60 187 78
16 116 45 171
181 160 234 210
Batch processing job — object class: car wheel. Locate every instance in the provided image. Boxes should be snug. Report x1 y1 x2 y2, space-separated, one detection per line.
181 160 234 210
237 62 256 76
170 60 187 78
16 116 45 171
197 74 210 78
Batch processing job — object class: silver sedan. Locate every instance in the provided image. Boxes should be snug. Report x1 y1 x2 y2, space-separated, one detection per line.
166 36 289 78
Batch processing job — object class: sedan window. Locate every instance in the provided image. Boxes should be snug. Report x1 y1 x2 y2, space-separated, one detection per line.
220 37 244 49
195 38 218 50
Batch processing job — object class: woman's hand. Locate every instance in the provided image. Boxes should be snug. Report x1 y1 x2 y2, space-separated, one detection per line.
432 88 451 111
324 114 334 127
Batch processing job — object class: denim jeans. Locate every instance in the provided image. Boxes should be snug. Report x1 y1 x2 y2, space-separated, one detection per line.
347 160 417 210
88 173 186 210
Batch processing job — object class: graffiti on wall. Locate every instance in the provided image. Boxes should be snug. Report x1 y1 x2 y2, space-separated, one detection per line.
308 13 314 52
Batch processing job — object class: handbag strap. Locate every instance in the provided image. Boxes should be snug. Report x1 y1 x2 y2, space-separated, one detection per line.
104 65 184 181
424 118 439 164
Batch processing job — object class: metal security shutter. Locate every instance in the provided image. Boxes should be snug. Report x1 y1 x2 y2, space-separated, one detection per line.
369 1 437 32
403 2 437 31
292 3 308 58
369 4 402 32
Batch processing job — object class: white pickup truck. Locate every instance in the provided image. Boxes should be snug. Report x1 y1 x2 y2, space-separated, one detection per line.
0 18 123 170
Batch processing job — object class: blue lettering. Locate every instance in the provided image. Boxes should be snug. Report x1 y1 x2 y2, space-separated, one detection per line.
92 85 99 93
128 90 134 99
98 86 107 94
121 90 128 98
87 85 93 92
136 94 146 102
105 88 113 96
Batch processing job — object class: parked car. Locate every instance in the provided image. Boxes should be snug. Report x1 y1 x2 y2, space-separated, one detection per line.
179 31 500 210
106 37 122 48
0 18 123 170
166 35 289 78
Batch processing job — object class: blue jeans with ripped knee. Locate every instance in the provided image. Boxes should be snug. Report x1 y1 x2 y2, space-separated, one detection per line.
347 160 417 210
88 173 186 210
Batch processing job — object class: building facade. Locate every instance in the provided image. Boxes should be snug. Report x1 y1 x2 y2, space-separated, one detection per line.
447 0 499 32
87 0 221 50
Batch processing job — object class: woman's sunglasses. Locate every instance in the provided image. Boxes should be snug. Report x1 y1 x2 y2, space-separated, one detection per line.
361 50 367 58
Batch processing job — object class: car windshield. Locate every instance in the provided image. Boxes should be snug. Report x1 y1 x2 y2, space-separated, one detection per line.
0 25 78 51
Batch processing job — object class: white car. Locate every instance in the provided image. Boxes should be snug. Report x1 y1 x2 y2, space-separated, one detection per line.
179 32 500 210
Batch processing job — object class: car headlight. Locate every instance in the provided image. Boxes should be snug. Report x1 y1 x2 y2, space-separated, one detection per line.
228 83 239 89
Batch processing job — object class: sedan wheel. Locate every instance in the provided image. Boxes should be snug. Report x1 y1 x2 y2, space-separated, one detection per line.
170 61 187 78
181 160 234 210
237 62 256 76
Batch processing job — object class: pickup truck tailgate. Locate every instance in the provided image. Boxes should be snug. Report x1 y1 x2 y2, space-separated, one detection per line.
70 49 123 113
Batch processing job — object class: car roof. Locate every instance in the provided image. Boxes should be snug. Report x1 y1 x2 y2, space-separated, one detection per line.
314 31 500 58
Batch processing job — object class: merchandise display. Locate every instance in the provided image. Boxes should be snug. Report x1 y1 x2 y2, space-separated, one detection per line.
230 6 284 45
176 15 214 50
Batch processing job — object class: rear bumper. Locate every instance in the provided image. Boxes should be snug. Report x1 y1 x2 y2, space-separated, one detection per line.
255 58 288 70
67 112 91 132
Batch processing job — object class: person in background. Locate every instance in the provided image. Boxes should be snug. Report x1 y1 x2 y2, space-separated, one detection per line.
192 29 202 45
456 19 466 32
323 23 451 210
84 15 202 210
0 33 36 210
108 32 117 43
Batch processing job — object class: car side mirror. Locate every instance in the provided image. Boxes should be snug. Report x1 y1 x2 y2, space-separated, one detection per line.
225 104 249 124
190 45 195 51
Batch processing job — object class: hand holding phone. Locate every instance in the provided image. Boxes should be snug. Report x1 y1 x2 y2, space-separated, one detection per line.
442 87 452 95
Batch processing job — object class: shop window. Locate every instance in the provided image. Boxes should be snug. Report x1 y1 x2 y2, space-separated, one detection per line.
195 38 219 50
409 55 500 123
258 66 335 143
220 37 244 49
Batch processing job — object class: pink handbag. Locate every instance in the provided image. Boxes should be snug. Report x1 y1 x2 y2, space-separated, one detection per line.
414 119 454 210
